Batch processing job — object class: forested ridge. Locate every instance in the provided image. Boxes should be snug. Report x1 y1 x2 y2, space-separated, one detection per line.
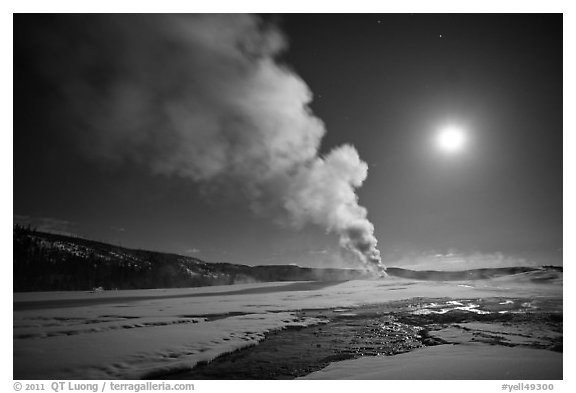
13 226 367 292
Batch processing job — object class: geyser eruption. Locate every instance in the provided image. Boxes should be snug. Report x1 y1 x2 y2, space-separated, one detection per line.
284 144 383 271
26 14 384 272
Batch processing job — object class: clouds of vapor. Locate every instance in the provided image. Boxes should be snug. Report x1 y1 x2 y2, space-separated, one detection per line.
24 14 384 271
285 145 381 267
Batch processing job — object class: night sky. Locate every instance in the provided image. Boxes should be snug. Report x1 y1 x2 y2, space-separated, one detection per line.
14 14 562 268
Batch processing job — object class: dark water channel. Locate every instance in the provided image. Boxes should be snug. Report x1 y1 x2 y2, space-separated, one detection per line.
159 297 562 380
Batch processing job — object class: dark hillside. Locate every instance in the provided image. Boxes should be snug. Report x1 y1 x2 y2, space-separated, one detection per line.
13 226 369 291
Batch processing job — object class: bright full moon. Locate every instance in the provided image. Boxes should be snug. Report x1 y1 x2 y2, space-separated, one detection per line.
437 126 466 153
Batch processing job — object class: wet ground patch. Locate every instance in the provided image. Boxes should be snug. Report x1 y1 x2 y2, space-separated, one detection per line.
163 296 562 380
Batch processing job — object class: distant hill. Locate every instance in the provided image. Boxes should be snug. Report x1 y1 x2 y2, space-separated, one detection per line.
13 226 370 292
385 266 562 282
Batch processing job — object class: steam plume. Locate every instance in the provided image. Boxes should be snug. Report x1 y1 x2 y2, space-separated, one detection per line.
26 14 384 272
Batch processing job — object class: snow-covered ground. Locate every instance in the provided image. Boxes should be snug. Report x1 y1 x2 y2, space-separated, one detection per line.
300 344 562 379
13 274 562 379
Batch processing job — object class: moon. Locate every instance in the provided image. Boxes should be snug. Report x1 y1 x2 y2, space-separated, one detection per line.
436 126 466 153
